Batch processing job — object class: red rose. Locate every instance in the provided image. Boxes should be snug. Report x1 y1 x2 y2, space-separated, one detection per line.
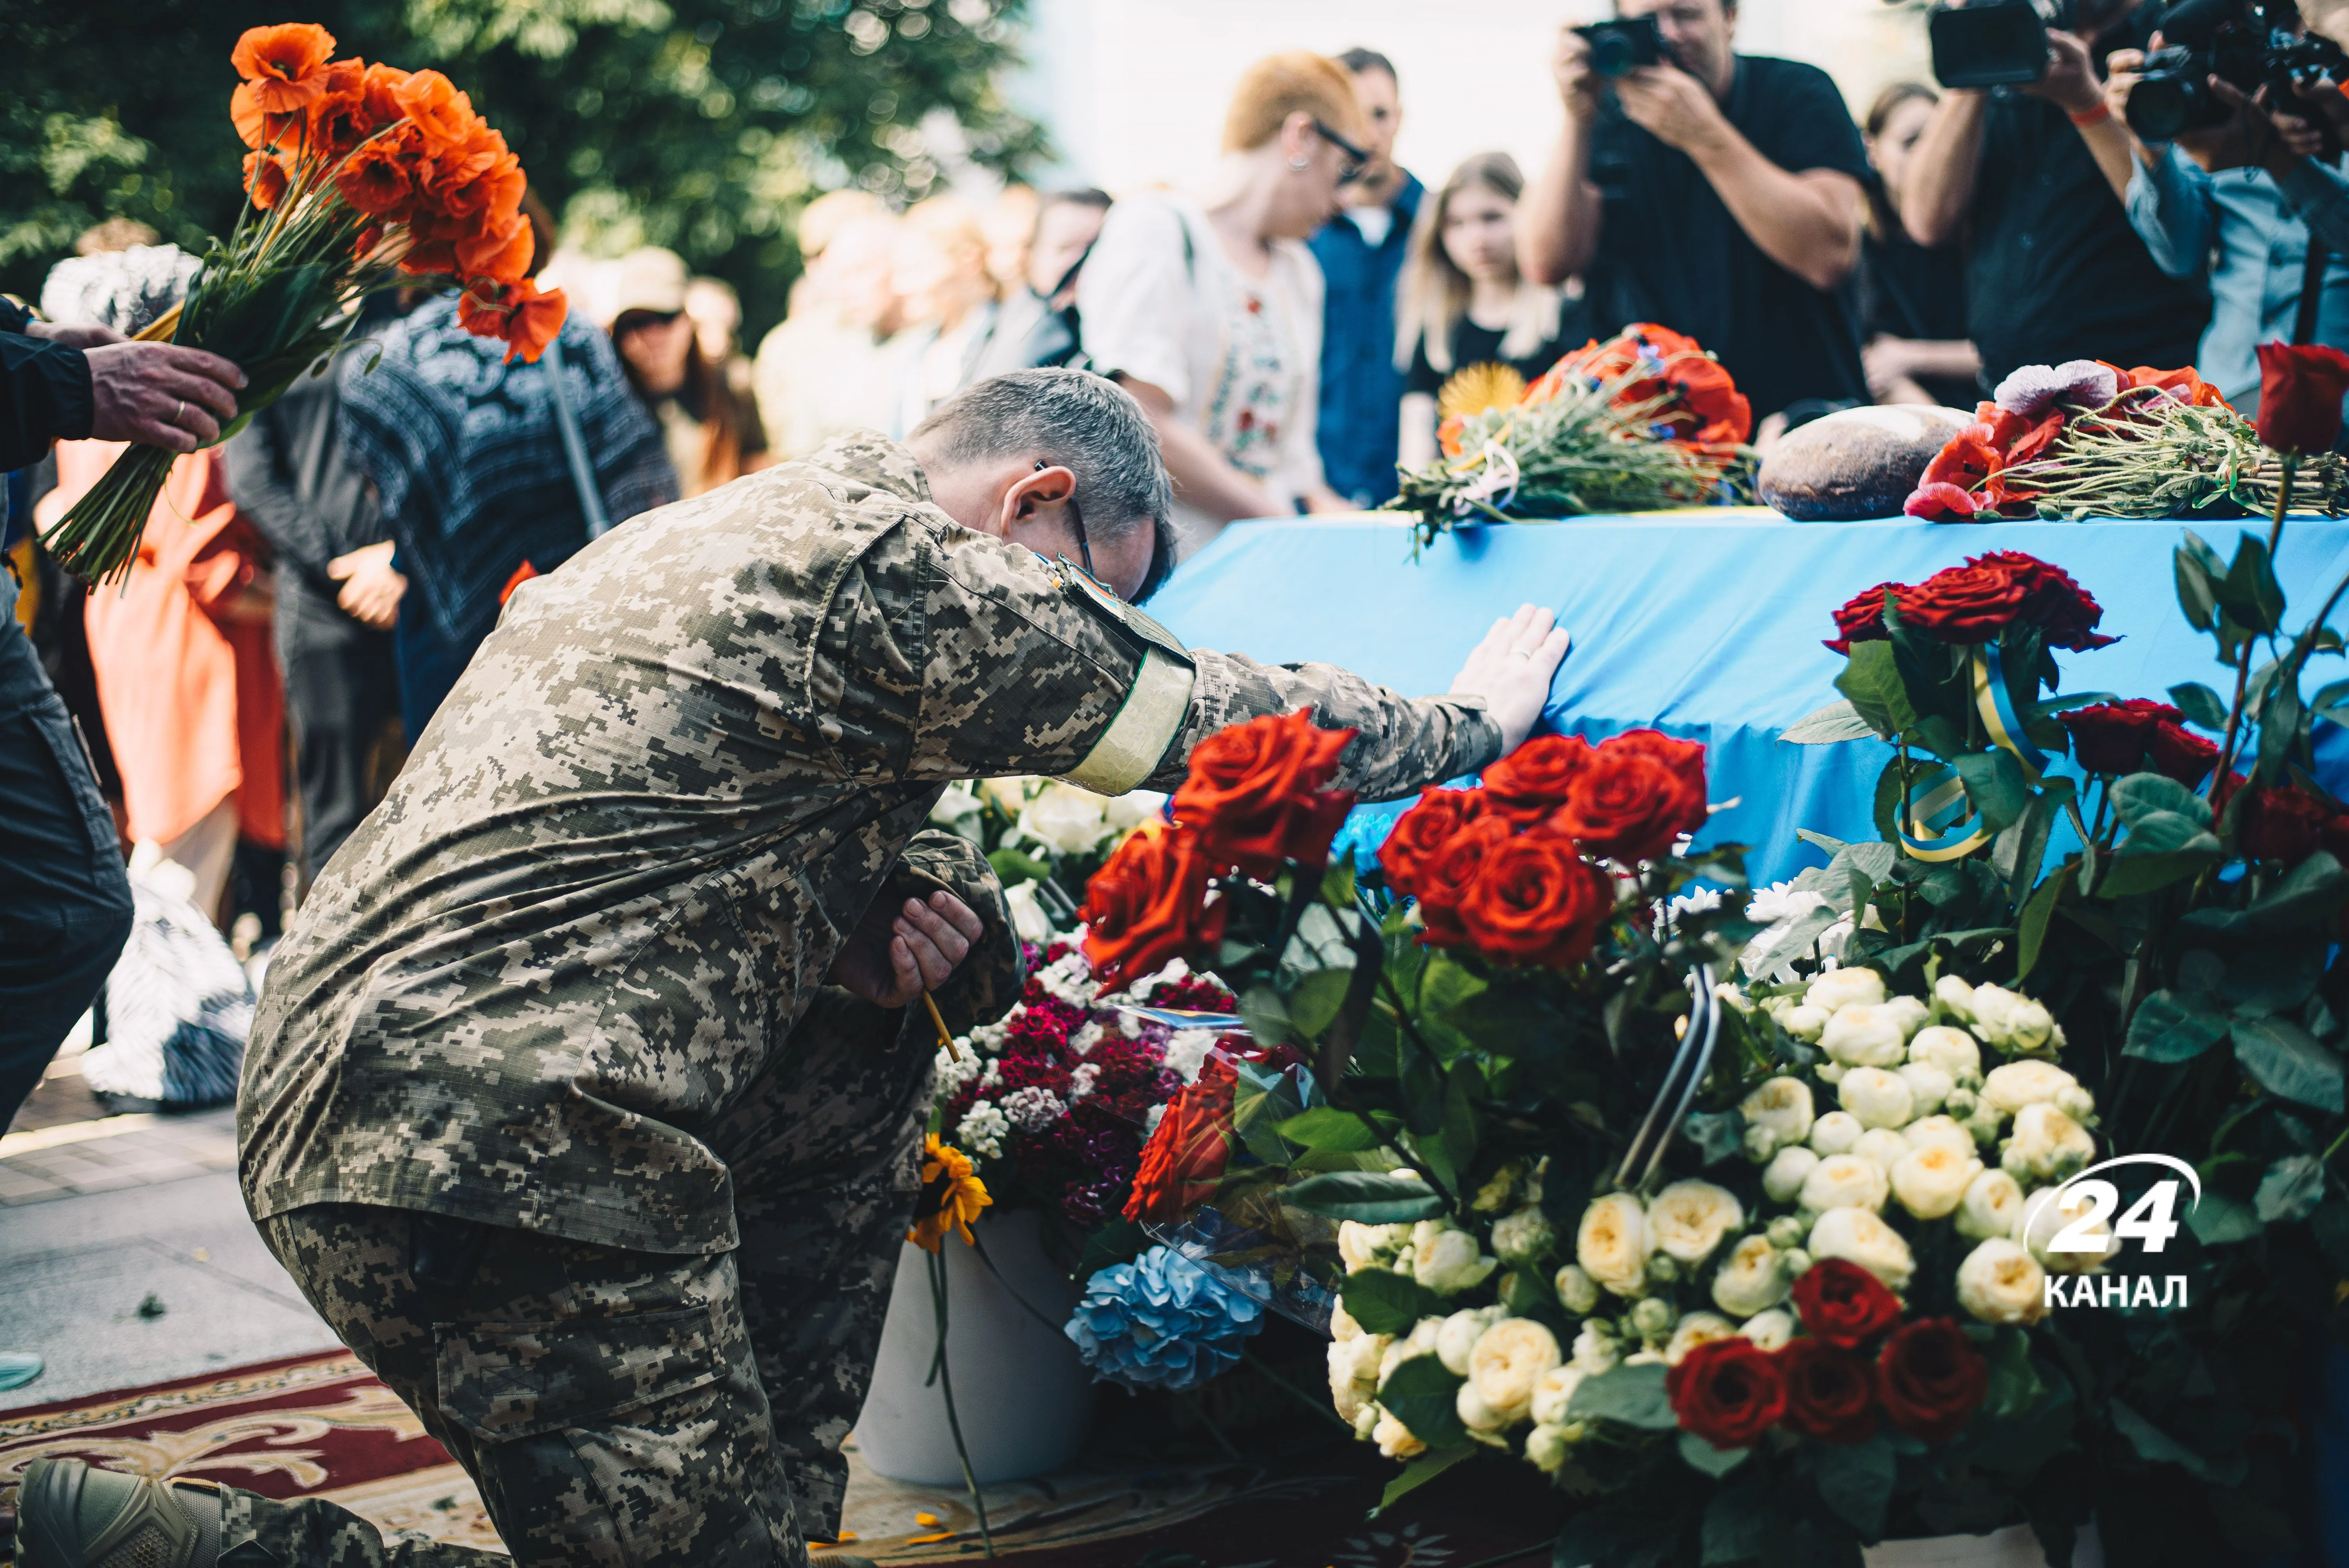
1482 734 1595 824
1412 816 1514 947
2235 784 2335 865
1171 709 1358 879
1452 826 1613 968
1876 1319 1989 1443
1666 1338 1788 1449
1894 559 2032 643
1378 786 1488 896
1551 732 1709 864
1903 481 1978 522
1986 551 2119 652
1825 582 1899 655
1122 1055 1236 1223
2255 342 2349 454
1790 1258 1904 1349
1775 1338 1880 1445
1608 728 1709 804
1079 823 1226 986
2059 698 2180 775
2147 720 2219 788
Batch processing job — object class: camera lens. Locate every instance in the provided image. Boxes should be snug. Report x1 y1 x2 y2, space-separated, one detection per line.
1592 32 1635 77
2125 75 2196 141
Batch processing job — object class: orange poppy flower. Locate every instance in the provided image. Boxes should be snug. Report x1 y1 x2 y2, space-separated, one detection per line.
242 152 289 211
399 237 460 276
2121 364 2233 410
394 69 480 155
231 81 303 152
360 62 412 126
456 212 533 284
230 23 338 114
306 59 376 158
457 278 567 363
336 137 417 217
1922 433 2001 490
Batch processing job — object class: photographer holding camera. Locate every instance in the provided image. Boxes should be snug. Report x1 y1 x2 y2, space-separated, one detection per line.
1902 0 2210 390
1517 0 1871 427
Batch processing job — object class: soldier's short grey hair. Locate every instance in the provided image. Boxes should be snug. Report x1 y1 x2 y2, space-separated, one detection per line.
909 368 1178 601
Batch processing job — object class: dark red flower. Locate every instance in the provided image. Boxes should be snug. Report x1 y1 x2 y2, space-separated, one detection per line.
2234 784 2336 865
1825 582 1899 655
1450 825 1612 968
1379 786 1489 896
1549 731 1710 864
2059 699 2181 775
2255 342 2349 454
1876 1319 1988 1443
1791 1258 1904 1349
1412 815 1513 948
1078 823 1225 986
2147 719 2220 788
1775 1338 1880 1444
1122 1056 1236 1223
1481 735 1594 824
1666 1338 1788 1449
1171 709 1358 879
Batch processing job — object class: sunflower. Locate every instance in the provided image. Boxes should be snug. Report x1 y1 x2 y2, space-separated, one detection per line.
907 1134 991 1252
1438 362 1529 424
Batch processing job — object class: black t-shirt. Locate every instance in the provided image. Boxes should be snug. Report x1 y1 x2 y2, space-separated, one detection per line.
1860 214 1978 407
1584 55 1870 420
1967 10 2208 385
1403 304 1593 398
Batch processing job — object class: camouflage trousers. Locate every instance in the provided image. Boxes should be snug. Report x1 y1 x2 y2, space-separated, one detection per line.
225 985 934 1567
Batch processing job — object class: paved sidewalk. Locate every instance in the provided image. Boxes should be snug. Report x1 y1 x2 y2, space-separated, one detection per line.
0 1105 240 1205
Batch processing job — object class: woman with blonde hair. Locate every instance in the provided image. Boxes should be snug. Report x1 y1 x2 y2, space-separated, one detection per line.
1395 151 1585 469
1079 50 1365 556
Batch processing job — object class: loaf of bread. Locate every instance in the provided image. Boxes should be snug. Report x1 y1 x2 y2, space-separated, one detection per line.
1757 406 1975 522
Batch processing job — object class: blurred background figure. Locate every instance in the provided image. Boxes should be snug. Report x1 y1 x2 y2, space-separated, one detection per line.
1858 83 1981 408
1078 50 1362 557
611 247 766 497
342 198 676 739
1310 46 1422 508
968 187 1112 380
1394 151 1583 469
684 273 770 485
754 192 903 460
983 184 1043 300
887 196 1001 433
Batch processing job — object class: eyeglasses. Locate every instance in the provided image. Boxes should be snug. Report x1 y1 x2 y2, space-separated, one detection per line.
1313 119 1372 186
1035 460 1094 582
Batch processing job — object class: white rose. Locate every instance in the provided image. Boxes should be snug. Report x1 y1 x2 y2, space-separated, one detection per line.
1800 1153 1891 1213
1016 780 1112 855
1904 1115 1976 1157
1647 1180 1745 1265
1336 1330 1390 1388
1810 1110 1864 1155
1881 995 1930 1040
1630 1296 1677 1340
1553 1263 1601 1315
1331 1302 1364 1342
1413 1220 1500 1296
1822 1004 1910 1067
1470 1318 1563 1422
1711 1233 1790 1318
1934 973 1977 1022
1891 1142 1984 1220
1780 1003 1831 1043
2056 1085 2097 1122
1808 1205 1916 1290
1570 1322 1620 1376
2001 1103 2096 1182
1491 1206 1556 1269
2018 1186 2121 1273
1982 1060 2080 1116
1328 1337 1385 1423
1737 1308 1797 1351
1817 1062 1848 1086
1740 1076 1816 1146
1338 1221 1406 1274
1002 880 1055 944
929 782 985 832
1665 1311 1740 1366
1524 1422 1573 1472
1839 1066 1916 1130
1956 1237 2049 1325
1909 1025 1984 1085
1853 1128 1911 1170
1576 1192 1653 1297
1438 1306 1506 1376
1102 789 1165 832
1957 1168 2027 1240
975 777 1032 816
1969 984 2055 1054
1456 1380 1512 1432
1807 968 1887 1013
1898 1061 1955 1118
1529 1364 1585 1426
1372 1406 1427 1459
1763 1145 1820 1204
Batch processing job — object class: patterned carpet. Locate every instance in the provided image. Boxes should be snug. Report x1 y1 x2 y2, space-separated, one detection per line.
0 1351 1557 1566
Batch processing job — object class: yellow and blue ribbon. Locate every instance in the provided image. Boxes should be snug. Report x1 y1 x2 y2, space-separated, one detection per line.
1896 646 2042 863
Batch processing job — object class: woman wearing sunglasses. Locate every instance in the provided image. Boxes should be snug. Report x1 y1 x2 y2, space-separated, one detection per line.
1078 51 1366 558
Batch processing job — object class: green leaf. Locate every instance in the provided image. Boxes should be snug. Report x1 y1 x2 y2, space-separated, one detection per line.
2110 771 2215 829
1678 1429 1751 1477
986 846 1052 885
1797 828 1851 854
2256 1155 2328 1223
2176 531 2224 632
1835 641 1919 741
1812 1434 1896 1539
1554 1498 1684 1568
1238 984 1294 1046
1276 1106 1383 1152
2123 989 2231 1062
2170 681 2231 731
1873 754 1906 846
2001 789 2056 912
2110 1398 2248 1485
1701 1481 1777 1567
1954 749 2032 834
1783 700 1877 745
2312 676 2349 726
1567 1362 1677 1431
1378 1353 1468 1450
1320 858 1358 909
1340 1267 1436 1336
2232 1016 2346 1111
1369 1445 1474 1519
2017 862 2073 981
2224 532 2287 636
2098 851 2211 898
2189 1187 2264 1244
1746 903 1844 979
1978 1327 2044 1420
1284 967 1355 1040
1419 951 1489 1020
2257 679 2305 786
1286 1171 1445 1224
2242 850 2349 931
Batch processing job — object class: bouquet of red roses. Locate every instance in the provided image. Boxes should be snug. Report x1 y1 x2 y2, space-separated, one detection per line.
45 22 567 583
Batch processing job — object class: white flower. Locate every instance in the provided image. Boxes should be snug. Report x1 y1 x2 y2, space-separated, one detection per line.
1665 1312 1739 1366
978 1057 1003 1091
1470 1318 1563 1422
1630 1296 1677 1340
1456 1380 1513 1432
1338 1221 1408 1274
1438 1306 1506 1376
930 781 986 832
1800 1153 1891 1214
1816 1062 1848 1085
1570 1322 1620 1376
1982 1060 2080 1116
1957 1238 2049 1325
1839 1066 1916 1130
1711 1233 1789 1318
1017 780 1114 856
1741 884 1834 979
1141 1103 1167 1137
1994 358 2120 419
1897 1061 1955 1118
1530 1364 1585 1426
1807 967 1887 1013
1737 1308 1797 1351
1891 1142 1984 1220
1740 1076 1816 1147
1779 1004 1831 1043
968 1017 1011 1055
1034 948 1099 1010
955 1101 1010 1160
2001 1103 2096 1182
1810 1111 1864 1155
1413 1220 1499 1296
1524 1422 1573 1472
2018 1186 2121 1273
1822 1004 1910 1067
1934 973 1977 1022
1763 1145 1820 1204
1903 1115 1977 1157
1337 1329 1390 1386
1880 995 1930 1040
1808 1205 1916 1290
1103 789 1166 832
1969 984 2056 1055
1160 1028 1219 1085
1577 1192 1653 1297
934 1046 982 1098
1003 880 1055 944
1328 1334 1387 1424
1331 1302 1365 1342
1956 1169 2027 1241
2056 1085 2098 1122
1068 1021 1105 1057
998 1085 1066 1132
1372 1406 1427 1459
1492 1205 1556 1269
1909 1025 1984 1084
1647 1180 1745 1265
1852 1128 1911 1170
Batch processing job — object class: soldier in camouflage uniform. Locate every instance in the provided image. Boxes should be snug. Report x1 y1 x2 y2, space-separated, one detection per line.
19 369 1571 1568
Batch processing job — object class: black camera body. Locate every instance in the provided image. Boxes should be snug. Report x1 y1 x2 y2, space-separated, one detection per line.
1574 14 1667 78
2125 0 2347 142
1928 0 2076 90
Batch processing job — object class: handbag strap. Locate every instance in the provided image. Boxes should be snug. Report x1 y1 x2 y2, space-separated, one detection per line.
542 333 612 540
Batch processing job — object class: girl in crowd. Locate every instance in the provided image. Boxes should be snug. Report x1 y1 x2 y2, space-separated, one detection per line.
1393 151 1583 469
1078 51 1362 557
610 246 765 498
1857 82 1981 408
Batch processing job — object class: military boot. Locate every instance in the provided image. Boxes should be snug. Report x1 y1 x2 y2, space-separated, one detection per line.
16 1457 222 1568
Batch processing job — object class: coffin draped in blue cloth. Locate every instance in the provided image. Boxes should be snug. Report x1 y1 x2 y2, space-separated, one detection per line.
1145 509 2349 888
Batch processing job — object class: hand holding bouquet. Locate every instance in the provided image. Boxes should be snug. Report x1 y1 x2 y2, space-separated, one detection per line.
46 22 567 583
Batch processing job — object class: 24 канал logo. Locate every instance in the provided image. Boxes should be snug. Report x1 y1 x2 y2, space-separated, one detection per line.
2037 1153 2199 1311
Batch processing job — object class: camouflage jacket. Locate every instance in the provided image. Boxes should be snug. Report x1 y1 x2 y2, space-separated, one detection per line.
239 433 1502 1254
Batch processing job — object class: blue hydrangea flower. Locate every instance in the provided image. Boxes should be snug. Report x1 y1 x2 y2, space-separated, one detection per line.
1063 1245 1267 1392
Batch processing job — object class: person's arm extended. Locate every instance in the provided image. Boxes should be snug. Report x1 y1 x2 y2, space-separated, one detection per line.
1398 391 1439 469
1520 25 1607 286
2275 155 2349 262
2124 141 2219 280
1117 374 1285 524
1901 89 1992 248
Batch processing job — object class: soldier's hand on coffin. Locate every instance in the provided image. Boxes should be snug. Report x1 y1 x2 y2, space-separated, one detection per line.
1449 602 1572 754
830 887 986 1009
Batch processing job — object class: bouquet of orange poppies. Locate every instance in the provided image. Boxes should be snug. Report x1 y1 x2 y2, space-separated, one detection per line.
1391 323 1756 541
45 22 567 584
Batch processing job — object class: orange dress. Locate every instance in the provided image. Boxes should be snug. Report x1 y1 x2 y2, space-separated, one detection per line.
52 442 286 850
